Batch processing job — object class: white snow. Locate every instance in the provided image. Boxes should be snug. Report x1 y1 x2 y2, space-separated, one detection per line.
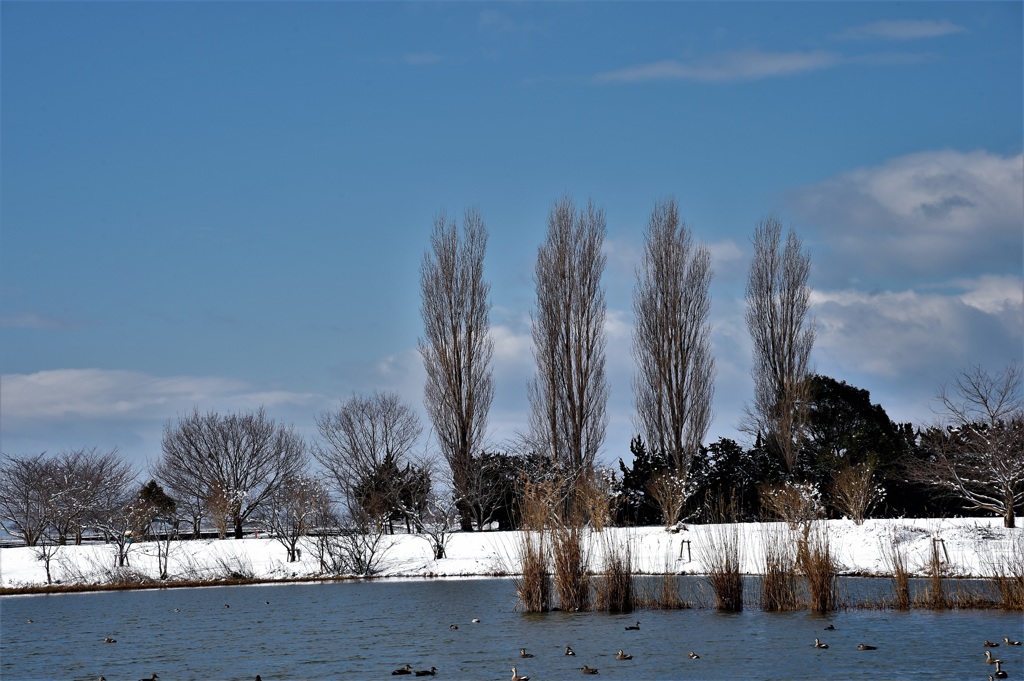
0 517 1018 590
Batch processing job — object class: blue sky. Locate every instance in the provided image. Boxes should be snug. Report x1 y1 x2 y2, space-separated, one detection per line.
2 2 1021 473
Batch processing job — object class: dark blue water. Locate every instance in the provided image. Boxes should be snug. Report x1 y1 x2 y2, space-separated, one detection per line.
1 578 1021 680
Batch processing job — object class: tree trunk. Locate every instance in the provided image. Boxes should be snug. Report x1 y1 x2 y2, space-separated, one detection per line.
233 515 244 539
1005 498 1016 528
458 498 474 532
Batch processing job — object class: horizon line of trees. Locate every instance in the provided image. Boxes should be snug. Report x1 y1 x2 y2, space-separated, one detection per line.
2 196 1021 559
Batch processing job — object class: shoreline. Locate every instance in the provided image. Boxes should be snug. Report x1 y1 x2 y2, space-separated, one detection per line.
1 517 1019 598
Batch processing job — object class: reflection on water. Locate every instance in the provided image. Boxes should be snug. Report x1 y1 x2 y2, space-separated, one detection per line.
1 578 1020 680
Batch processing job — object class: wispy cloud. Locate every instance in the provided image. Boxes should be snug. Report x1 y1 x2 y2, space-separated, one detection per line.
403 52 442 66
0 312 75 330
594 49 842 83
838 19 966 41
0 369 318 422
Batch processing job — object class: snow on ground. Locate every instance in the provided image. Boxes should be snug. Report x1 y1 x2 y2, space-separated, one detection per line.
0 518 1018 590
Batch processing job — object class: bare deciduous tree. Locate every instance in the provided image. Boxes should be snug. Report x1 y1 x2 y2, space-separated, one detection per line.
257 473 329 562
153 453 208 539
913 363 1024 528
419 208 494 531
51 448 135 544
0 453 52 546
160 407 307 539
633 197 715 478
528 195 609 480
314 391 423 531
743 215 815 472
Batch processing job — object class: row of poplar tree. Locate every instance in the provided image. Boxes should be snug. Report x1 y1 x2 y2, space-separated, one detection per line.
2 196 1021 552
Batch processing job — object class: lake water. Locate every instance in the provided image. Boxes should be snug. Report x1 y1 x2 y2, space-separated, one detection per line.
1 577 1021 680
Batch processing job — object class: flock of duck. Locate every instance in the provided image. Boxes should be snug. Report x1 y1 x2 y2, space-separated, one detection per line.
381 623 1023 680
389 619 703 679
983 638 1022 680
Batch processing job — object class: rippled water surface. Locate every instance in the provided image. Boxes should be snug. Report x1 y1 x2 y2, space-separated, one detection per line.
2 578 1021 680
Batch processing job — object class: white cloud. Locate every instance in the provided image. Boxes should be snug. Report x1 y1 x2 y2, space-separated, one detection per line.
789 149 1024 282
707 239 744 267
955 274 1024 317
838 19 966 41
0 369 318 423
491 322 532 365
811 277 1022 378
594 50 842 83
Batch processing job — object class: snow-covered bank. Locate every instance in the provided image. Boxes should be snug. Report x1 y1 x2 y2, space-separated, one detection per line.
0 517 1018 591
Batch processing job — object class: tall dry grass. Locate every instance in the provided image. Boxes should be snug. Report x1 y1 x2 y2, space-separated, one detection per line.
698 522 744 611
920 536 948 609
635 550 691 610
552 522 590 612
594 536 633 612
513 480 554 612
988 533 1024 611
798 522 837 613
882 539 911 610
760 525 800 611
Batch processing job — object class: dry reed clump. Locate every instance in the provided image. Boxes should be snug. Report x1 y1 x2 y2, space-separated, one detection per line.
552 522 591 612
594 535 633 612
798 522 837 613
515 530 551 612
513 480 553 612
698 522 743 611
987 533 1024 611
635 549 691 610
882 538 911 610
760 525 800 611
918 536 948 609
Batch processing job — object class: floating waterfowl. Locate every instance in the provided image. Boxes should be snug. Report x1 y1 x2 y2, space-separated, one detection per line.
814 639 829 649
986 640 1001 647
689 652 700 659
857 644 877 651
1006 638 1023 646
824 624 835 630
450 624 458 630
511 666 530 681
616 650 632 660
255 676 262 681
565 646 576 656
519 649 534 658
103 637 117 644
414 667 437 676
392 663 414 675
625 621 640 630
986 651 1003 664
472 618 481 623
138 675 159 681
580 666 600 674
994 660 1008 679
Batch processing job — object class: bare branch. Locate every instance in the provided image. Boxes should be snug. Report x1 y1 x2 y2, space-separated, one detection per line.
528 195 609 479
633 197 715 477
743 216 815 472
419 208 494 531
